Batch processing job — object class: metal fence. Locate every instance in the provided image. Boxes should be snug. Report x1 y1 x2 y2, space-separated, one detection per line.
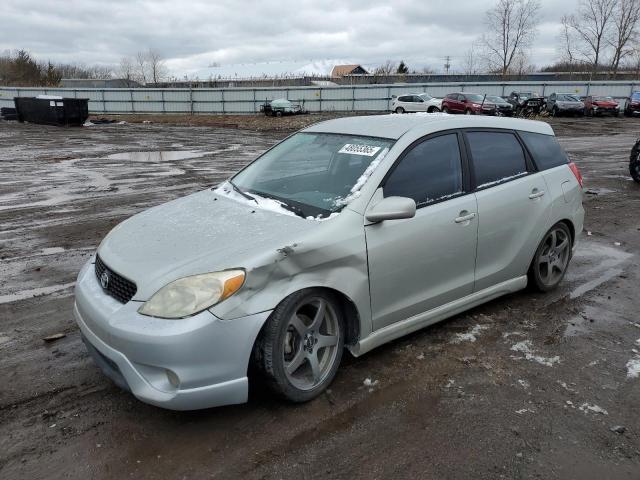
1 81 638 115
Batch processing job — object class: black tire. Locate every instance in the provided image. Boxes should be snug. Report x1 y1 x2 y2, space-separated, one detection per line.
252 289 345 403
465 108 473 115
442 106 449 114
275 110 283 117
395 107 405 114
630 141 640 183
528 222 573 292
427 106 440 113
552 107 559 117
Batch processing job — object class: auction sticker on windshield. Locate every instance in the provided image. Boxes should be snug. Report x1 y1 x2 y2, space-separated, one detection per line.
338 144 382 156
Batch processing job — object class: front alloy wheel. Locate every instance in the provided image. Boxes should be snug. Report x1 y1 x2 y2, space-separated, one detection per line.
528 223 572 292
253 290 344 402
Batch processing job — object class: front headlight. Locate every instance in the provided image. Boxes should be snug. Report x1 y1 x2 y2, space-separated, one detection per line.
138 270 245 319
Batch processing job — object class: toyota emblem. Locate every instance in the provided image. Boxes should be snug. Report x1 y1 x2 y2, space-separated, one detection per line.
100 271 110 289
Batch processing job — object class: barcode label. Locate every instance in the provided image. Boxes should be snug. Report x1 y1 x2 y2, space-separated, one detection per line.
338 144 382 156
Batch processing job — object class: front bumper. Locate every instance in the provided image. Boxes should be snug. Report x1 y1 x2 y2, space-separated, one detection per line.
74 259 271 410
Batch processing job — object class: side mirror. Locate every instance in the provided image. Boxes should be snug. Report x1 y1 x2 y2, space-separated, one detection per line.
365 196 416 223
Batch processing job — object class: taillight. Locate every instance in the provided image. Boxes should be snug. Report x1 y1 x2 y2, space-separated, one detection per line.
568 162 583 187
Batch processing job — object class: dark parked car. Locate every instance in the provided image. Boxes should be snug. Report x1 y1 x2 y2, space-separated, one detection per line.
441 93 496 115
583 95 620 116
624 91 640 117
506 92 545 116
631 139 640 183
486 95 514 116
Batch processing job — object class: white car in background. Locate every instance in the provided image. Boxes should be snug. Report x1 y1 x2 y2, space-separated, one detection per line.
391 93 442 114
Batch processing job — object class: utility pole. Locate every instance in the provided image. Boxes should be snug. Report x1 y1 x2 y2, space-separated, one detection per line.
444 56 451 75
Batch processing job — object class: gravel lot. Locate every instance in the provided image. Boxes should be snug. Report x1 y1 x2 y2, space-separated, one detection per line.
1 115 639 479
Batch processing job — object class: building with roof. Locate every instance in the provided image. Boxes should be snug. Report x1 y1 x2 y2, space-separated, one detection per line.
330 64 369 78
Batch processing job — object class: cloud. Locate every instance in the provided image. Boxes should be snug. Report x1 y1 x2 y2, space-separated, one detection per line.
2 0 580 77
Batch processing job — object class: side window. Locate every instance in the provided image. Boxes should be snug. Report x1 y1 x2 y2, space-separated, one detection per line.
398 96 409 102
446 94 455 100
519 131 569 170
458 94 466 101
467 131 528 188
384 134 463 207
412 95 423 102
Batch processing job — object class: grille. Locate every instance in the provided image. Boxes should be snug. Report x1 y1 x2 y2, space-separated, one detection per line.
95 255 137 303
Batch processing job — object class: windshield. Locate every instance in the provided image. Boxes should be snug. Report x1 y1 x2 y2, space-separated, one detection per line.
631 92 640 100
419 93 433 101
519 92 534 99
593 96 613 101
487 96 505 103
465 94 485 102
557 94 580 101
231 132 394 218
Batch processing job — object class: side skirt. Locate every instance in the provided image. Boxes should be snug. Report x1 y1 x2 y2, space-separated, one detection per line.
348 276 528 357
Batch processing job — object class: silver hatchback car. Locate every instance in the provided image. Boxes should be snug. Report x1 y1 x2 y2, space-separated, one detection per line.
74 114 584 410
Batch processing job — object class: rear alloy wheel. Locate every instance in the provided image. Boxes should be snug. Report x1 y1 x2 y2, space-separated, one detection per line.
528 223 572 292
253 289 344 402
395 107 405 114
442 106 449 113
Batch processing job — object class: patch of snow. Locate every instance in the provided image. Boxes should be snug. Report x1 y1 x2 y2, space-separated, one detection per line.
587 360 599 367
518 379 530 389
0 282 76 304
510 340 560 367
444 379 455 388
83 121 95 127
503 331 526 339
451 324 490 343
363 378 379 387
586 231 592 236
214 182 298 218
515 408 534 414
416 353 425 360
477 172 527 189
334 147 389 207
626 358 640 379
579 403 608 415
614 241 621 246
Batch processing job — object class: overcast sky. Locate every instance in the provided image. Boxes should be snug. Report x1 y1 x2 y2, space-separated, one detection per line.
3 0 580 76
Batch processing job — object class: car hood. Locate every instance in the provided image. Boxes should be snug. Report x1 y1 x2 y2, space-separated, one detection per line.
97 189 322 300
593 100 618 107
557 100 584 107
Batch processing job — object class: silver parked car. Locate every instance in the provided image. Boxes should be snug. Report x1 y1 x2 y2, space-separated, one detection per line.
391 93 442 114
75 114 584 410
546 93 585 117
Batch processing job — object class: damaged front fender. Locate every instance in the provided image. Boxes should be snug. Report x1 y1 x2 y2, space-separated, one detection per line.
209 209 372 341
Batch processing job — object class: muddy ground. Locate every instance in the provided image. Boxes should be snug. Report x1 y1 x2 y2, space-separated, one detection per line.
1 115 639 480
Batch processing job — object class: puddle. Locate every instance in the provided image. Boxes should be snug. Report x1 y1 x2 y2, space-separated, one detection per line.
564 304 629 337
584 187 616 196
106 150 209 162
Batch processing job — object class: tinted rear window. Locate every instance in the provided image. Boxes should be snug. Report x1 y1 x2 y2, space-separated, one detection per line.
467 131 527 188
519 131 569 171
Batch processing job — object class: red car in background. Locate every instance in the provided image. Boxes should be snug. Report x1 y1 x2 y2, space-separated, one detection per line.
624 91 640 117
583 95 620 116
441 92 496 115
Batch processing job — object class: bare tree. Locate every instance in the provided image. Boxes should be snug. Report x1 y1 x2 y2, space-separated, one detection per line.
373 60 397 76
462 44 481 75
559 15 578 66
608 0 640 77
146 49 167 84
568 0 617 75
118 57 136 87
135 51 148 84
481 0 541 76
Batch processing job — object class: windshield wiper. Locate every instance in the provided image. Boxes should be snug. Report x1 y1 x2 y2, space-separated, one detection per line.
228 180 258 204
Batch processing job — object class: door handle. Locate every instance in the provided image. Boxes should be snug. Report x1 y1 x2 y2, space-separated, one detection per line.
454 212 476 223
529 190 545 199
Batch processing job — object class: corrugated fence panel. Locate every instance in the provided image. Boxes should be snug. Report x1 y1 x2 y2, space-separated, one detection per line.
2 82 638 115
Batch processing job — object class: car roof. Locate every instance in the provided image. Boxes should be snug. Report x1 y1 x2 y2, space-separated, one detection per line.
303 114 554 140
